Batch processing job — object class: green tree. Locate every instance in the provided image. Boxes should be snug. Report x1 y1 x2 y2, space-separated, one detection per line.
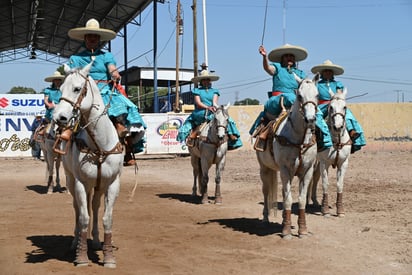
234 98 260 106
8 86 37 94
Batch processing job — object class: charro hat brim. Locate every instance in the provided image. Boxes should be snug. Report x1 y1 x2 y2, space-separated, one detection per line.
311 60 344 75
191 75 219 83
68 27 116 41
44 72 65 82
268 43 308 62
68 19 116 41
191 70 220 83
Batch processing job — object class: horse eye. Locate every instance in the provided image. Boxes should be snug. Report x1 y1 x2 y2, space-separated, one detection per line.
74 87 81 93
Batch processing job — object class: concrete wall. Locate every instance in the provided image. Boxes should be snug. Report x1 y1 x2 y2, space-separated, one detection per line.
228 103 412 151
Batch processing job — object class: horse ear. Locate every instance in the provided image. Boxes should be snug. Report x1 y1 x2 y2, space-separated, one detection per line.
81 62 93 76
64 63 71 75
329 87 335 98
226 102 231 108
342 87 348 98
313 72 320 83
293 72 303 84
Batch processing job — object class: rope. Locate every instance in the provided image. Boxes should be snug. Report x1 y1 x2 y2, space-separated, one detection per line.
261 0 269 45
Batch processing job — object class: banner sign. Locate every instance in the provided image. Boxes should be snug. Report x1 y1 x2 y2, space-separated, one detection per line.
0 94 45 115
141 113 190 154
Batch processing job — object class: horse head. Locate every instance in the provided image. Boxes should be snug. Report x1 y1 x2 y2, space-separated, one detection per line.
53 62 101 129
293 74 319 129
328 88 347 134
213 103 230 140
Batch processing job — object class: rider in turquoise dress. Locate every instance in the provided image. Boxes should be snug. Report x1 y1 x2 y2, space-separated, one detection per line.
176 70 242 150
311 60 366 153
68 18 146 165
43 71 64 123
250 44 332 150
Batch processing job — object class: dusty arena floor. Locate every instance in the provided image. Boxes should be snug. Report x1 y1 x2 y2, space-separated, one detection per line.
0 141 411 274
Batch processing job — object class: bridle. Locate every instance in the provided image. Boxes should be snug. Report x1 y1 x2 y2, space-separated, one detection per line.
328 95 351 168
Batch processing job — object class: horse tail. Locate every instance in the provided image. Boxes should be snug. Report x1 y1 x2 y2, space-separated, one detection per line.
267 170 278 217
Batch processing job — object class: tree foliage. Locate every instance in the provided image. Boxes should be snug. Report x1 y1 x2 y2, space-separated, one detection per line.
234 98 260 106
8 86 37 94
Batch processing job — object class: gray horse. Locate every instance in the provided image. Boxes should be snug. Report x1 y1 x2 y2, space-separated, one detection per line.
189 104 230 204
256 75 319 239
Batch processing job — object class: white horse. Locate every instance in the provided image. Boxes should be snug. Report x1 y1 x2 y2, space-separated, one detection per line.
38 123 62 194
308 89 351 217
189 104 229 204
53 63 124 268
256 75 319 239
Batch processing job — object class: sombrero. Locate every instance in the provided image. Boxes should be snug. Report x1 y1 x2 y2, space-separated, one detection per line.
44 71 65 82
191 70 220 83
68 18 117 41
268 43 308 62
311 60 344 75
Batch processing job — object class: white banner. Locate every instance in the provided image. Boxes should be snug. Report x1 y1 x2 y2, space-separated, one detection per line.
0 115 34 157
141 113 190 154
0 94 45 115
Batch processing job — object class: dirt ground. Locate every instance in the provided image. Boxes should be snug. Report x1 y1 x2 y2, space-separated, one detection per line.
0 141 411 275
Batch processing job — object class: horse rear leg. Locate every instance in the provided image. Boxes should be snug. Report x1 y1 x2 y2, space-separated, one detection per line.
336 192 345 217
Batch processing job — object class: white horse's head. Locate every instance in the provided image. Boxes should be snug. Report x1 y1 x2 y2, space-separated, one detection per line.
293 74 319 128
213 103 230 140
53 62 101 128
328 88 348 133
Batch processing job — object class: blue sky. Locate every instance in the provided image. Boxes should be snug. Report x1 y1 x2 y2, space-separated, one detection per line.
3 0 412 104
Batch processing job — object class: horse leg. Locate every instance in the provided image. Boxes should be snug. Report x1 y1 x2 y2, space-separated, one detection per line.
190 155 200 196
281 173 293 239
102 178 120 268
74 180 90 266
297 209 308 237
91 190 102 250
307 161 320 207
54 155 61 192
336 161 348 217
320 162 330 216
46 155 54 194
75 230 89 267
200 159 210 204
214 157 225 204
282 210 292 239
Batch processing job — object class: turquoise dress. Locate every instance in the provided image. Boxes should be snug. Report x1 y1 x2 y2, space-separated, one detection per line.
68 49 147 152
44 87 62 122
317 79 366 152
176 86 242 150
249 63 332 149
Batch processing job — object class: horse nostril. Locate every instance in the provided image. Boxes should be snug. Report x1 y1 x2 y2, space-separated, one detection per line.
57 116 69 123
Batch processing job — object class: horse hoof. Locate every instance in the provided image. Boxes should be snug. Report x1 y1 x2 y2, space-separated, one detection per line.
337 213 345 218
75 261 90 267
282 234 293 240
104 262 116 268
214 197 222 204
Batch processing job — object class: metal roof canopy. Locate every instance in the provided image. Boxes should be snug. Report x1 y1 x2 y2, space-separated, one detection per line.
0 0 154 63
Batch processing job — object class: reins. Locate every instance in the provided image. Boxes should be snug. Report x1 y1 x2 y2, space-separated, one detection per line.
55 71 123 190
327 96 352 168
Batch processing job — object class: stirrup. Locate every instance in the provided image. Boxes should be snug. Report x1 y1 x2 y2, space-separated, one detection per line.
186 138 195 147
254 136 266 152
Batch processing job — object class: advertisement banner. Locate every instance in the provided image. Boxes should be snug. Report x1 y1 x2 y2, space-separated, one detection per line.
142 113 189 154
0 115 34 157
0 94 45 115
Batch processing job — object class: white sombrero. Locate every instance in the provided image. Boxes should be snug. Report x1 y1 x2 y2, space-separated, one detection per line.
268 43 308 62
68 18 117 41
311 60 344 75
44 71 65 82
191 70 220 83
